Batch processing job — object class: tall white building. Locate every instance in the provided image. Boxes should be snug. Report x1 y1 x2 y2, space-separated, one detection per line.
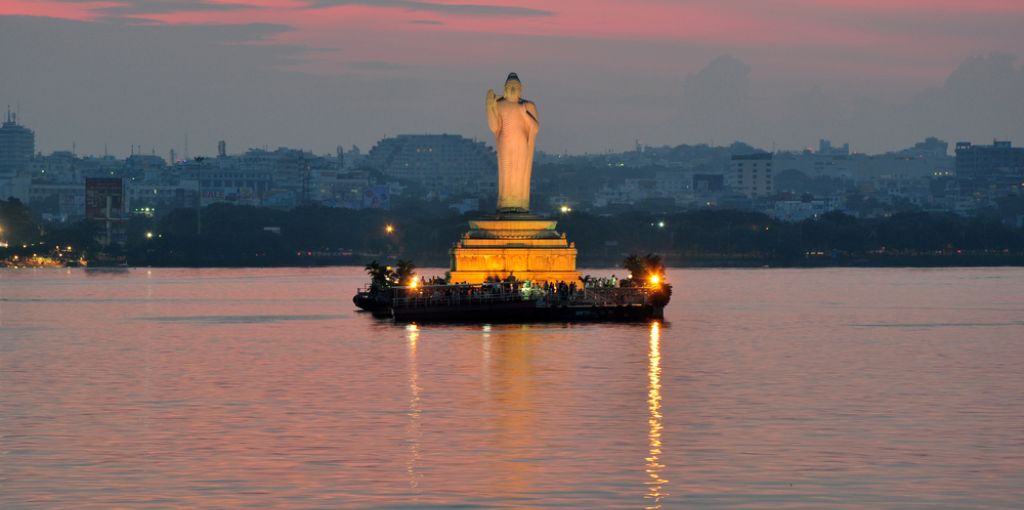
729 153 773 197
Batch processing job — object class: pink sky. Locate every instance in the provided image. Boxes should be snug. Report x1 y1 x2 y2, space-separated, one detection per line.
3 0 1021 81
1 0 1022 154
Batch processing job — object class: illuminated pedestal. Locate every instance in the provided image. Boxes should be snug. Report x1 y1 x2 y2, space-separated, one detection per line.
449 217 580 284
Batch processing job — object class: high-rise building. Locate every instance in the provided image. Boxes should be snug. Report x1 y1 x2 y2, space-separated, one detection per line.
955 140 1024 191
729 153 774 197
0 108 35 175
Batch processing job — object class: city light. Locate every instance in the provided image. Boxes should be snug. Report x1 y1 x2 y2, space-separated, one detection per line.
560 205 572 213
657 221 665 228
649 274 661 286
385 224 395 234
145 231 154 239
409 277 419 289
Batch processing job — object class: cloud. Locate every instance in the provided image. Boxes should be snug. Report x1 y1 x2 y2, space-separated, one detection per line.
304 0 553 17
52 0 260 17
410 19 443 25
100 1 255 16
678 55 754 144
672 52 1024 151
346 60 410 70
0 12 1021 157
909 53 1024 143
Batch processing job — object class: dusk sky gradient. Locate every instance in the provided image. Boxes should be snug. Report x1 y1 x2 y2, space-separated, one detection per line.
1 0 1022 157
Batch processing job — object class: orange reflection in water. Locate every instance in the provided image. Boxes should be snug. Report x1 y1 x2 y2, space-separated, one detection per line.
485 325 542 501
406 324 422 494
645 320 669 508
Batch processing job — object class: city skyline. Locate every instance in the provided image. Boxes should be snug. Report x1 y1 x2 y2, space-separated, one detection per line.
1 1 1023 158
0 101 1015 161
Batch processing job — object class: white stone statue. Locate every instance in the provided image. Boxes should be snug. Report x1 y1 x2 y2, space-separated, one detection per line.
486 72 538 213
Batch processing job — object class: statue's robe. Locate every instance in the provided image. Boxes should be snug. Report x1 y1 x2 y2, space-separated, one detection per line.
488 97 538 213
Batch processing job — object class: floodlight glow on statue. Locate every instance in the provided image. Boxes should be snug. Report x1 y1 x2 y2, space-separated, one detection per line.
486 72 538 213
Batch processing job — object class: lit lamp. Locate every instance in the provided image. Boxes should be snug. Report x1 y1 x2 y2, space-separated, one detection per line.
385 224 395 234
649 274 661 286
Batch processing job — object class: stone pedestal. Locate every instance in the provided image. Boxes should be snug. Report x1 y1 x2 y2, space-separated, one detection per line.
449 216 580 284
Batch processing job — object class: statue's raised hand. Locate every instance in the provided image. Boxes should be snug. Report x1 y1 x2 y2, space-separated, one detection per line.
486 89 498 107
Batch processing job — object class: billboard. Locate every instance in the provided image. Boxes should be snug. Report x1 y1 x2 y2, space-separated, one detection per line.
85 178 126 248
85 178 125 220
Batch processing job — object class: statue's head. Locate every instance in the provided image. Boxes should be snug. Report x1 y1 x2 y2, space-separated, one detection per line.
504 72 522 102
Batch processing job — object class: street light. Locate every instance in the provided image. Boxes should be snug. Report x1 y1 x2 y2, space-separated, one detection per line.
559 205 572 214
385 224 395 234
145 231 154 239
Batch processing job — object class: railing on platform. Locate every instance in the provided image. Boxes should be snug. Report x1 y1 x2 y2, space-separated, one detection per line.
389 283 654 309
579 287 650 306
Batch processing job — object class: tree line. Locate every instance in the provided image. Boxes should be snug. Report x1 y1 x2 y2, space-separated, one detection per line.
2 198 1023 267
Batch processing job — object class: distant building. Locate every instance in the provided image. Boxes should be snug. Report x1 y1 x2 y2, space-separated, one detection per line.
693 174 724 193
818 139 849 156
955 140 1024 191
767 198 840 222
0 109 35 175
30 182 85 219
0 174 30 202
365 134 496 197
729 153 774 197
85 177 127 247
897 137 948 158
125 154 167 182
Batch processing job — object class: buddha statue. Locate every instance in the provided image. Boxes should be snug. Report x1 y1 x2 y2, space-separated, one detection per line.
486 72 538 213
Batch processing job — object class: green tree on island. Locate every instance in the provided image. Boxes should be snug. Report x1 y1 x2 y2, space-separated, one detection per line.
394 259 416 286
623 253 666 284
364 260 395 289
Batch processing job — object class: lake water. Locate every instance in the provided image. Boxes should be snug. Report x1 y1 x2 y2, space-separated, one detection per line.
2 267 1023 509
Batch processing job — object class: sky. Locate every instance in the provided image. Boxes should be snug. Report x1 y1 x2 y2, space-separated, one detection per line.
1 0 1023 158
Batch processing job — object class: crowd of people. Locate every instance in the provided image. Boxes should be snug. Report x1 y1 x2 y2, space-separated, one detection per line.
581 274 623 288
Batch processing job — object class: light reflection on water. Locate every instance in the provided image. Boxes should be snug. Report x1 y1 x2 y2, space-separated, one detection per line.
1 267 1024 508
406 323 422 496
645 320 667 509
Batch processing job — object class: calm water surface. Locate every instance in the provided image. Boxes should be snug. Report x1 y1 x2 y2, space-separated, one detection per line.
2 267 1023 508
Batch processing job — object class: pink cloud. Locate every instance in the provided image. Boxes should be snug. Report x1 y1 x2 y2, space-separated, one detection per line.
3 0 1021 85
